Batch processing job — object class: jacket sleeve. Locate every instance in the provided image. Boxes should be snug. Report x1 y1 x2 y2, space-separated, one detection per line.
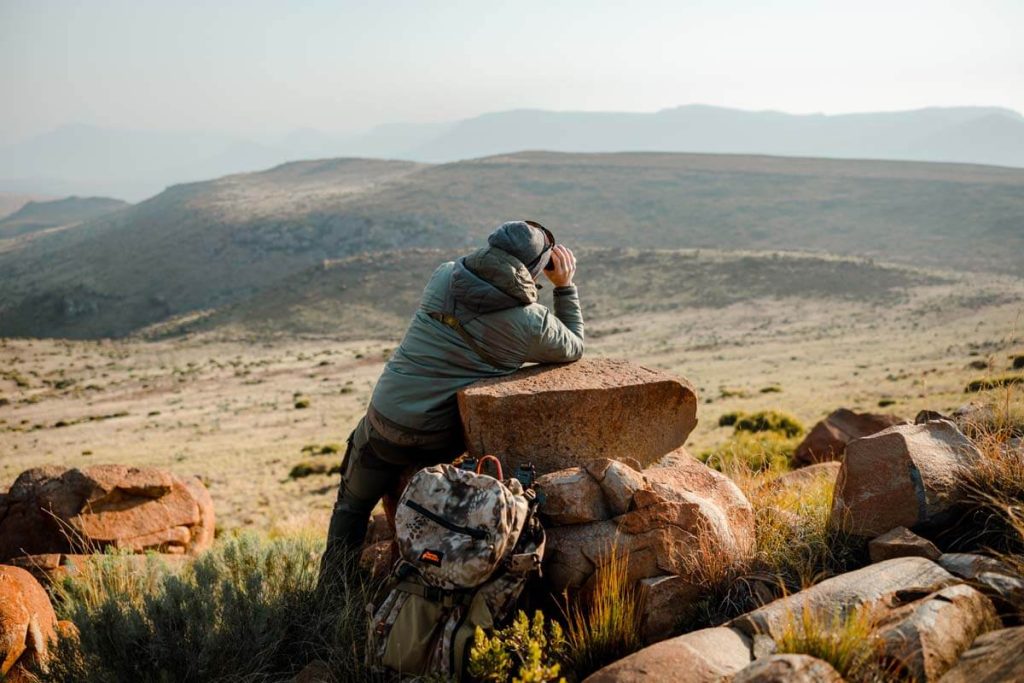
524 285 585 363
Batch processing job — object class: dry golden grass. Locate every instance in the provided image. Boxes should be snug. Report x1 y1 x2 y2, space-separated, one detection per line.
959 385 1024 554
680 456 857 630
562 543 644 677
775 602 892 682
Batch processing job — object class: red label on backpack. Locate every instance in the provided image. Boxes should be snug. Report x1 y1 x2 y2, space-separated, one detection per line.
419 549 444 566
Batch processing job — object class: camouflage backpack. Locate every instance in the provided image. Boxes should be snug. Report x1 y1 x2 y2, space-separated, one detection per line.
366 456 545 679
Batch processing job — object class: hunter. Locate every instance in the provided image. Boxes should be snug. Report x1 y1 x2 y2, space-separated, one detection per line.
322 220 583 562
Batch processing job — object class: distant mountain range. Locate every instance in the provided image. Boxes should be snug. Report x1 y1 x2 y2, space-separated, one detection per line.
2 105 1023 200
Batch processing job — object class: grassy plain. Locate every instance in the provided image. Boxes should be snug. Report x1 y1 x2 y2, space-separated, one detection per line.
2 251 1021 534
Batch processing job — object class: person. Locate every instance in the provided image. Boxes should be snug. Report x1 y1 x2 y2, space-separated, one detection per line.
321 220 583 565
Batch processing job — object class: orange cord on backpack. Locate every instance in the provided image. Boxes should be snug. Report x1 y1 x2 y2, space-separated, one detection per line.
476 455 503 480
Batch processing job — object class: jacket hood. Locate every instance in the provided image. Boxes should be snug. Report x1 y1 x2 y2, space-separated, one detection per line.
450 246 538 316
488 221 551 279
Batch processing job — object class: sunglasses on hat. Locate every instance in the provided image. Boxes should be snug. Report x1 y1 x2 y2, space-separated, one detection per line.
524 220 557 271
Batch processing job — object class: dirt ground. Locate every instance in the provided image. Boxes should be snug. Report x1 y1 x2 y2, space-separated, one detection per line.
2 273 1022 534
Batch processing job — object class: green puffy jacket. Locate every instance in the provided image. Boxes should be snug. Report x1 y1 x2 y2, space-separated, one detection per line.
369 245 584 437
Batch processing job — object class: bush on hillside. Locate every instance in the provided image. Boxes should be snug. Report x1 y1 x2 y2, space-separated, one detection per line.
965 373 1024 393
733 410 804 437
45 533 381 682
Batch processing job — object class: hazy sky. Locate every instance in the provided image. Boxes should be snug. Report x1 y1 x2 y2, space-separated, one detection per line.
2 0 1022 144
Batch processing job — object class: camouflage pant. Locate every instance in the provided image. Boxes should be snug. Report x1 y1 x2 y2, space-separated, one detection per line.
321 414 463 569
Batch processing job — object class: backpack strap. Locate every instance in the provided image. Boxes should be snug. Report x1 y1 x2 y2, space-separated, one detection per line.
396 580 473 608
427 310 507 369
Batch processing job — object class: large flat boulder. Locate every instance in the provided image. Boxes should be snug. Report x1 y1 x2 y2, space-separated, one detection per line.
0 565 58 681
831 420 982 537
0 465 216 561
939 627 1024 683
731 557 958 641
458 358 697 474
582 626 752 682
792 408 904 467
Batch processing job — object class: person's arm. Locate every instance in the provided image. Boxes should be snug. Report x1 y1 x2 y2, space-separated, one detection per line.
525 245 584 363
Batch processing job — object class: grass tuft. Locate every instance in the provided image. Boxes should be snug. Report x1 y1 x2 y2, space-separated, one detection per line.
562 543 644 678
965 373 1024 393
775 603 889 682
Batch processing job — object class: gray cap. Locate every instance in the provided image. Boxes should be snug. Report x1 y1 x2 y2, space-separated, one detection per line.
487 220 551 279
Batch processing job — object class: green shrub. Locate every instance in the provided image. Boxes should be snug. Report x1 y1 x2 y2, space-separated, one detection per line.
760 385 783 394
289 461 329 478
1013 355 1024 370
294 398 311 409
45 534 380 682
469 611 567 683
876 398 896 408
734 410 804 437
718 411 742 427
320 443 343 455
965 373 1024 393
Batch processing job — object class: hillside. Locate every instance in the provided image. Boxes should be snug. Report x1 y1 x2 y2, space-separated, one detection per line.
0 151 1022 339
163 248 950 339
0 192 56 220
0 195 128 238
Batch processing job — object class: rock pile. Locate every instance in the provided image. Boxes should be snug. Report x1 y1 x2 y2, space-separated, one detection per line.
458 358 698 473
0 465 215 575
588 557 1010 682
462 359 753 642
539 450 754 593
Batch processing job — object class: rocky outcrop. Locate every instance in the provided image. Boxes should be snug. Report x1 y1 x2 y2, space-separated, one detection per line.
792 408 904 466
0 465 216 561
939 626 1024 682
874 584 1000 682
732 557 957 641
458 359 698 474
731 654 843 683
869 526 941 563
582 626 752 682
0 565 58 681
541 452 754 599
831 420 982 537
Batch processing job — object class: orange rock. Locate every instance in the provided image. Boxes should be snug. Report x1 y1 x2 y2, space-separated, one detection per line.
0 465 216 561
542 452 754 591
0 565 58 681
458 358 698 474
792 408 904 466
831 420 982 537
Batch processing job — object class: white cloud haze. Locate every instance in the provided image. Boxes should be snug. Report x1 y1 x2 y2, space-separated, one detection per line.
1 0 1022 143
